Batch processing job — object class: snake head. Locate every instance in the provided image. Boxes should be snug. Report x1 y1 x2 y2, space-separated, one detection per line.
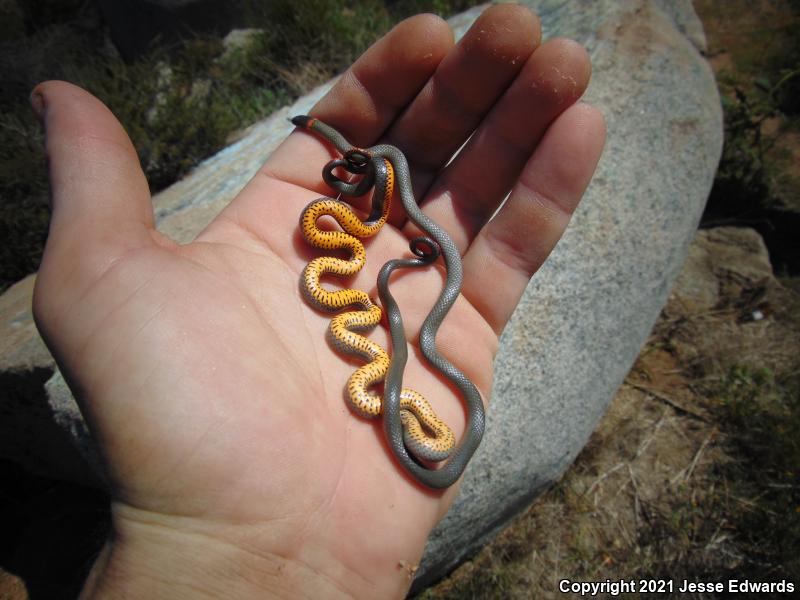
409 237 441 263
342 148 370 170
322 157 376 198
290 115 316 129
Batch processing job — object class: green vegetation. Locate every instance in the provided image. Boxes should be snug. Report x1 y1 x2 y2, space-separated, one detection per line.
698 0 800 275
702 0 800 203
712 365 800 580
714 69 799 207
0 0 477 292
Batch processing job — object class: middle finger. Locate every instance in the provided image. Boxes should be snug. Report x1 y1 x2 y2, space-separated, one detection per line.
384 3 541 226
409 37 592 251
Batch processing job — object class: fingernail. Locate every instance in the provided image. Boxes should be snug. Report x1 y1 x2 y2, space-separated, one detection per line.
30 88 46 122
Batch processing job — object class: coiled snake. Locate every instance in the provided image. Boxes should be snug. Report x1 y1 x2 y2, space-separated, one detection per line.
293 115 485 488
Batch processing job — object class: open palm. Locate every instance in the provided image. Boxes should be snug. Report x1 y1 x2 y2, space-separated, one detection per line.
32 6 604 599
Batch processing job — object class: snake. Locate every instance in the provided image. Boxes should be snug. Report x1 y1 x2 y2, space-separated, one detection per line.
293 115 485 488
298 129 455 463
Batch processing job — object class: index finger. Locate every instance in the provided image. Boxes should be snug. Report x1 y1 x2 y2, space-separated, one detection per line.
263 13 454 194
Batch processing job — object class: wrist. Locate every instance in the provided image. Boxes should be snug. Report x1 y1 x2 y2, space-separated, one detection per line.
80 503 359 600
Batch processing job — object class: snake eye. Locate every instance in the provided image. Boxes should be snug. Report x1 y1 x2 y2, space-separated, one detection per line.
409 237 441 262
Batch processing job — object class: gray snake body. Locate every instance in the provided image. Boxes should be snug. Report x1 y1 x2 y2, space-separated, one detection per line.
292 115 485 489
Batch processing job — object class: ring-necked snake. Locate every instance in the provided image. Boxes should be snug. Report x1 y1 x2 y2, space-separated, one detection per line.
293 115 485 488
299 155 455 461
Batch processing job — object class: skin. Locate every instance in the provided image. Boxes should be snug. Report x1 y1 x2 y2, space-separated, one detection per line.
31 5 605 599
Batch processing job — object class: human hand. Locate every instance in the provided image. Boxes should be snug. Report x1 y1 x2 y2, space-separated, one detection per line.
31 5 604 599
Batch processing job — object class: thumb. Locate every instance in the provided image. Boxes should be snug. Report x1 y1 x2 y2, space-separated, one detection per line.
31 81 157 330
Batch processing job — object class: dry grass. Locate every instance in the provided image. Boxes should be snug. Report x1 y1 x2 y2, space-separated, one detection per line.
418 253 800 598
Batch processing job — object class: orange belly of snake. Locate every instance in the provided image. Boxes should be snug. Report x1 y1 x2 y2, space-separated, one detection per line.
300 173 455 462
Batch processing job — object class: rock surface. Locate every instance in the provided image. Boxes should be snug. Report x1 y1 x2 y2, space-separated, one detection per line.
670 227 773 314
0 0 723 589
415 0 723 587
665 227 796 378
